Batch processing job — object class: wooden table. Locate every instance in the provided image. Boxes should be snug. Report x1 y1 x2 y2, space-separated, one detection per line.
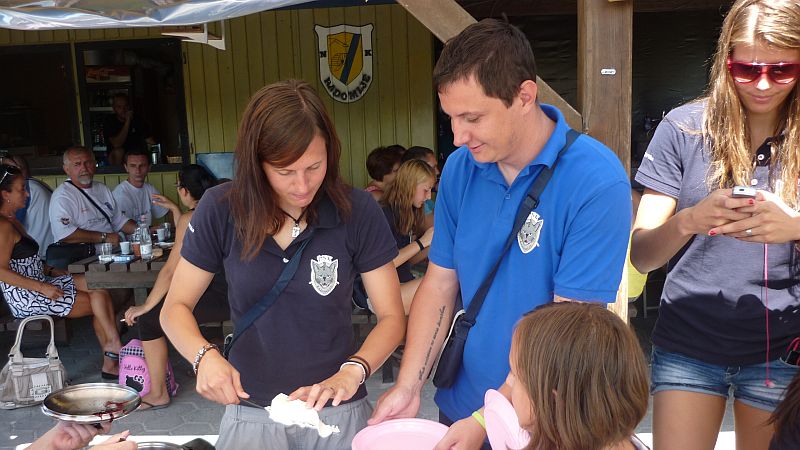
68 250 170 305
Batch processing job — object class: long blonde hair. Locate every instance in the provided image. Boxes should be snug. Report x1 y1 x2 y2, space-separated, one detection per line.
381 160 434 236
703 0 800 208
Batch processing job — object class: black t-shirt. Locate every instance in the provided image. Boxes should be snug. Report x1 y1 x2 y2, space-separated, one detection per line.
181 183 397 405
635 101 800 365
104 114 151 152
380 205 414 283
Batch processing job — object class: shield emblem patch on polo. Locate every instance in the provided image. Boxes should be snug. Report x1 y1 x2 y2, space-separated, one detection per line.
314 24 374 103
310 255 339 296
517 212 543 254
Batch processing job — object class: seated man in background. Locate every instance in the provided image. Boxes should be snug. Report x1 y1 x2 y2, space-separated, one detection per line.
49 146 137 248
112 149 179 227
2 154 53 259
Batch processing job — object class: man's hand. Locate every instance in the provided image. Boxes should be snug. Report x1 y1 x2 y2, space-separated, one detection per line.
368 383 421 425
103 232 121 245
434 416 487 450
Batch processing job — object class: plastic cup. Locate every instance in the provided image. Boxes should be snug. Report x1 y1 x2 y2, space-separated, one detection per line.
119 241 131 255
156 228 166 242
99 243 114 263
132 242 141 257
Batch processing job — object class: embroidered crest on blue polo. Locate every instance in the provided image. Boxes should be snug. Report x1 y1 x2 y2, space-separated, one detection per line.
517 211 543 254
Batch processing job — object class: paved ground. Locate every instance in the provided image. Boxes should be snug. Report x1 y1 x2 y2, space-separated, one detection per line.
1 312 736 449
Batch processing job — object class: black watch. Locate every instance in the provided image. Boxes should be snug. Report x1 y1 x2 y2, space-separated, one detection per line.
100 232 107 243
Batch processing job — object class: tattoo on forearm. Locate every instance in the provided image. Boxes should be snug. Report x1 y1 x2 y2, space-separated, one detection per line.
418 305 447 381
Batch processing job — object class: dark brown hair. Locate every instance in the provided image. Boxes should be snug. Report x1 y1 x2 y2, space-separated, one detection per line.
366 146 403 181
433 18 537 107
230 80 351 260
513 302 649 450
771 370 800 444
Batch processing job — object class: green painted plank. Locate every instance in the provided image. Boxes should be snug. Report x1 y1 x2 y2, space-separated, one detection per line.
245 13 265 94
260 11 280 85
74 29 90 41
358 5 381 188
118 28 135 39
406 15 436 148
215 20 238 152
275 10 296 80
186 44 210 154
10 30 26 44
23 30 39 44
312 8 337 120
90 29 105 41
0 28 10 45
201 44 225 152
343 6 367 188
229 16 251 127
296 9 318 88
374 5 397 147
326 7 352 183
390 7 411 148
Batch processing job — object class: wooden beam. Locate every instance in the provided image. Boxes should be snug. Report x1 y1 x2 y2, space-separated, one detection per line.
457 0 731 17
398 0 582 130
578 0 633 322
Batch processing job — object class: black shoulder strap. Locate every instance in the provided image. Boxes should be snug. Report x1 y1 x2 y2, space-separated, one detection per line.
223 236 312 358
461 129 581 325
66 181 113 227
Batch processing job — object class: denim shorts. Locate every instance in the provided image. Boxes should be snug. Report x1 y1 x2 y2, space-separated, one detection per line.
650 346 799 412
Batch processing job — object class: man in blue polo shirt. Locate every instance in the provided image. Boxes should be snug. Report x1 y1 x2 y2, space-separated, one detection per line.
370 18 631 449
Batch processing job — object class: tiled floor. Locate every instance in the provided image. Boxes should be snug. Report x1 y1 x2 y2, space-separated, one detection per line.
0 315 737 449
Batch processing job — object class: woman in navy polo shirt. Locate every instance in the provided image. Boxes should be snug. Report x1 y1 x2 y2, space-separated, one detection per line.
632 1 800 448
161 80 405 449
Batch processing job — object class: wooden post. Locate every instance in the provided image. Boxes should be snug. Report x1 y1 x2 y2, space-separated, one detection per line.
578 0 633 322
397 0 582 130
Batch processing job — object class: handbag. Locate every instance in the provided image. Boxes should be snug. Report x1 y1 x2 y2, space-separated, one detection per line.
45 242 95 270
431 129 581 388
222 237 312 358
0 315 68 409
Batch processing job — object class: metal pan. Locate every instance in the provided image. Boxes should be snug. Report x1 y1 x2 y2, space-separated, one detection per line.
41 383 141 424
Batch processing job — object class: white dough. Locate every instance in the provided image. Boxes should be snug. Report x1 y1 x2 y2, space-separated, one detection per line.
266 393 340 437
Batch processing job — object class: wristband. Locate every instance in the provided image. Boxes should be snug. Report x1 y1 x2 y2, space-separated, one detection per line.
348 355 372 379
192 343 220 375
340 361 367 385
415 239 425 251
471 410 486 429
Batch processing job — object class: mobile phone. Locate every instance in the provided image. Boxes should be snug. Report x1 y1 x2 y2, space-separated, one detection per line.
732 186 757 198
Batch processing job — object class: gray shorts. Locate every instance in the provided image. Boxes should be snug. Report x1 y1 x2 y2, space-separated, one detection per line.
215 397 373 450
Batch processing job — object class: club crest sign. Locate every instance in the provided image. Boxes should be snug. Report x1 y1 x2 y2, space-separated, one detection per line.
314 24 374 103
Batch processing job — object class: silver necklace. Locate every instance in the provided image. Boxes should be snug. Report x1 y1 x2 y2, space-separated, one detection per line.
279 208 308 238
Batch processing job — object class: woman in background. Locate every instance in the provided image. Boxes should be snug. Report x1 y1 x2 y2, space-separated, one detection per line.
123 164 227 410
379 159 435 314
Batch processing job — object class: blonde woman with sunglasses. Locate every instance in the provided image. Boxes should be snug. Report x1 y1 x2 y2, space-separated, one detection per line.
631 1 800 449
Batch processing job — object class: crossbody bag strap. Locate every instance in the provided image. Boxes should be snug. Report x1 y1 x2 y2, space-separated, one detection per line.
66 181 113 227
461 129 581 325
223 236 312 358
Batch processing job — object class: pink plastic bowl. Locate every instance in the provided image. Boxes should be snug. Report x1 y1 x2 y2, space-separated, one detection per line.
352 418 449 450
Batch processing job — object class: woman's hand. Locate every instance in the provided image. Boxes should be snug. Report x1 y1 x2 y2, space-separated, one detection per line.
419 226 435 248
91 431 136 450
683 189 752 235
151 194 180 215
37 282 63 300
30 422 115 450
288 363 363 411
708 190 800 244
195 349 250 406
123 304 152 326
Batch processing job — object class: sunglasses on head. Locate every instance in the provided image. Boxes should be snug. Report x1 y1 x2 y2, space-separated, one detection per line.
727 59 800 85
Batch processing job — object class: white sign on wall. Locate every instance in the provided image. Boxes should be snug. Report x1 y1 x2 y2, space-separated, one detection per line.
314 24 374 103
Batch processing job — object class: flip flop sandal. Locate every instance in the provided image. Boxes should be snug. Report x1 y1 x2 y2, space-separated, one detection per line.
138 400 170 411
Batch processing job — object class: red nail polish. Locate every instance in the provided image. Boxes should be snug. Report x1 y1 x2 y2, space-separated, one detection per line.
709 230 717 236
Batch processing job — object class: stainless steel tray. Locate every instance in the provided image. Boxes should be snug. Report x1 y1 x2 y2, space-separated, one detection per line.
41 383 141 424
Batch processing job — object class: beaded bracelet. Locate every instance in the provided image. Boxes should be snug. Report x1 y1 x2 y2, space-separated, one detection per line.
192 343 220 375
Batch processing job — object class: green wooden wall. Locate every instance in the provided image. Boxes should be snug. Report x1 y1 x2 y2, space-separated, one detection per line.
0 4 437 189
